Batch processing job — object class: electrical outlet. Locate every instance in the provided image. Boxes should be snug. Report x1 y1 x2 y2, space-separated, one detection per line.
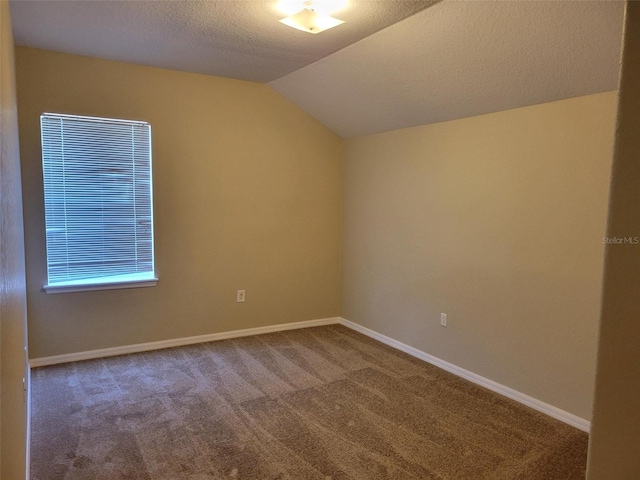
440 313 447 327
237 290 245 303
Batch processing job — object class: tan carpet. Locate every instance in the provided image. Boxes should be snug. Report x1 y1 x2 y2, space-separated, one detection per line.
30 325 588 479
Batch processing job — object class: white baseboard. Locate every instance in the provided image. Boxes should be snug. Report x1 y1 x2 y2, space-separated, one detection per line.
29 317 340 368
338 317 591 432
28 314 590 432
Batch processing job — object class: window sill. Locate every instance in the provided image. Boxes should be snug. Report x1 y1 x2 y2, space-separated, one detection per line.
44 278 158 294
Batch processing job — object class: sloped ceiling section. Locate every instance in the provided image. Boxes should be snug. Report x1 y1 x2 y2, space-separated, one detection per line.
9 0 437 83
270 0 625 138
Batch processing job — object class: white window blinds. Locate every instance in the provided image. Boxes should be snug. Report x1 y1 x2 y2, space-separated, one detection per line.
41 113 155 289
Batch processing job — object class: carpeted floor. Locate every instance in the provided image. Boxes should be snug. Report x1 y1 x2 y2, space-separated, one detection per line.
30 325 588 479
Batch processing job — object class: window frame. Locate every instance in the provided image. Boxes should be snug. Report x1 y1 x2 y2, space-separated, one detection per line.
40 113 158 294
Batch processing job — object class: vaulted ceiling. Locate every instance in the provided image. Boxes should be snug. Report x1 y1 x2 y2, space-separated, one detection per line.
10 0 624 138
10 0 436 83
270 0 625 137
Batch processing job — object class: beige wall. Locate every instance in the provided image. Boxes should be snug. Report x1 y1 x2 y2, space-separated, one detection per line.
0 2 30 478
588 2 640 477
342 92 617 420
16 47 343 359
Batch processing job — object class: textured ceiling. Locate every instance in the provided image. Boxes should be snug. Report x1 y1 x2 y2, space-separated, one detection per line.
9 0 436 83
10 0 625 138
270 0 625 138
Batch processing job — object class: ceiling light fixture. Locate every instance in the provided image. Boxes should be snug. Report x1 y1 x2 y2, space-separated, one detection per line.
278 0 346 34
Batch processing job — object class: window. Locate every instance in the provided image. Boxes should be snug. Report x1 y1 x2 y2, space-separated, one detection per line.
41 113 157 293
